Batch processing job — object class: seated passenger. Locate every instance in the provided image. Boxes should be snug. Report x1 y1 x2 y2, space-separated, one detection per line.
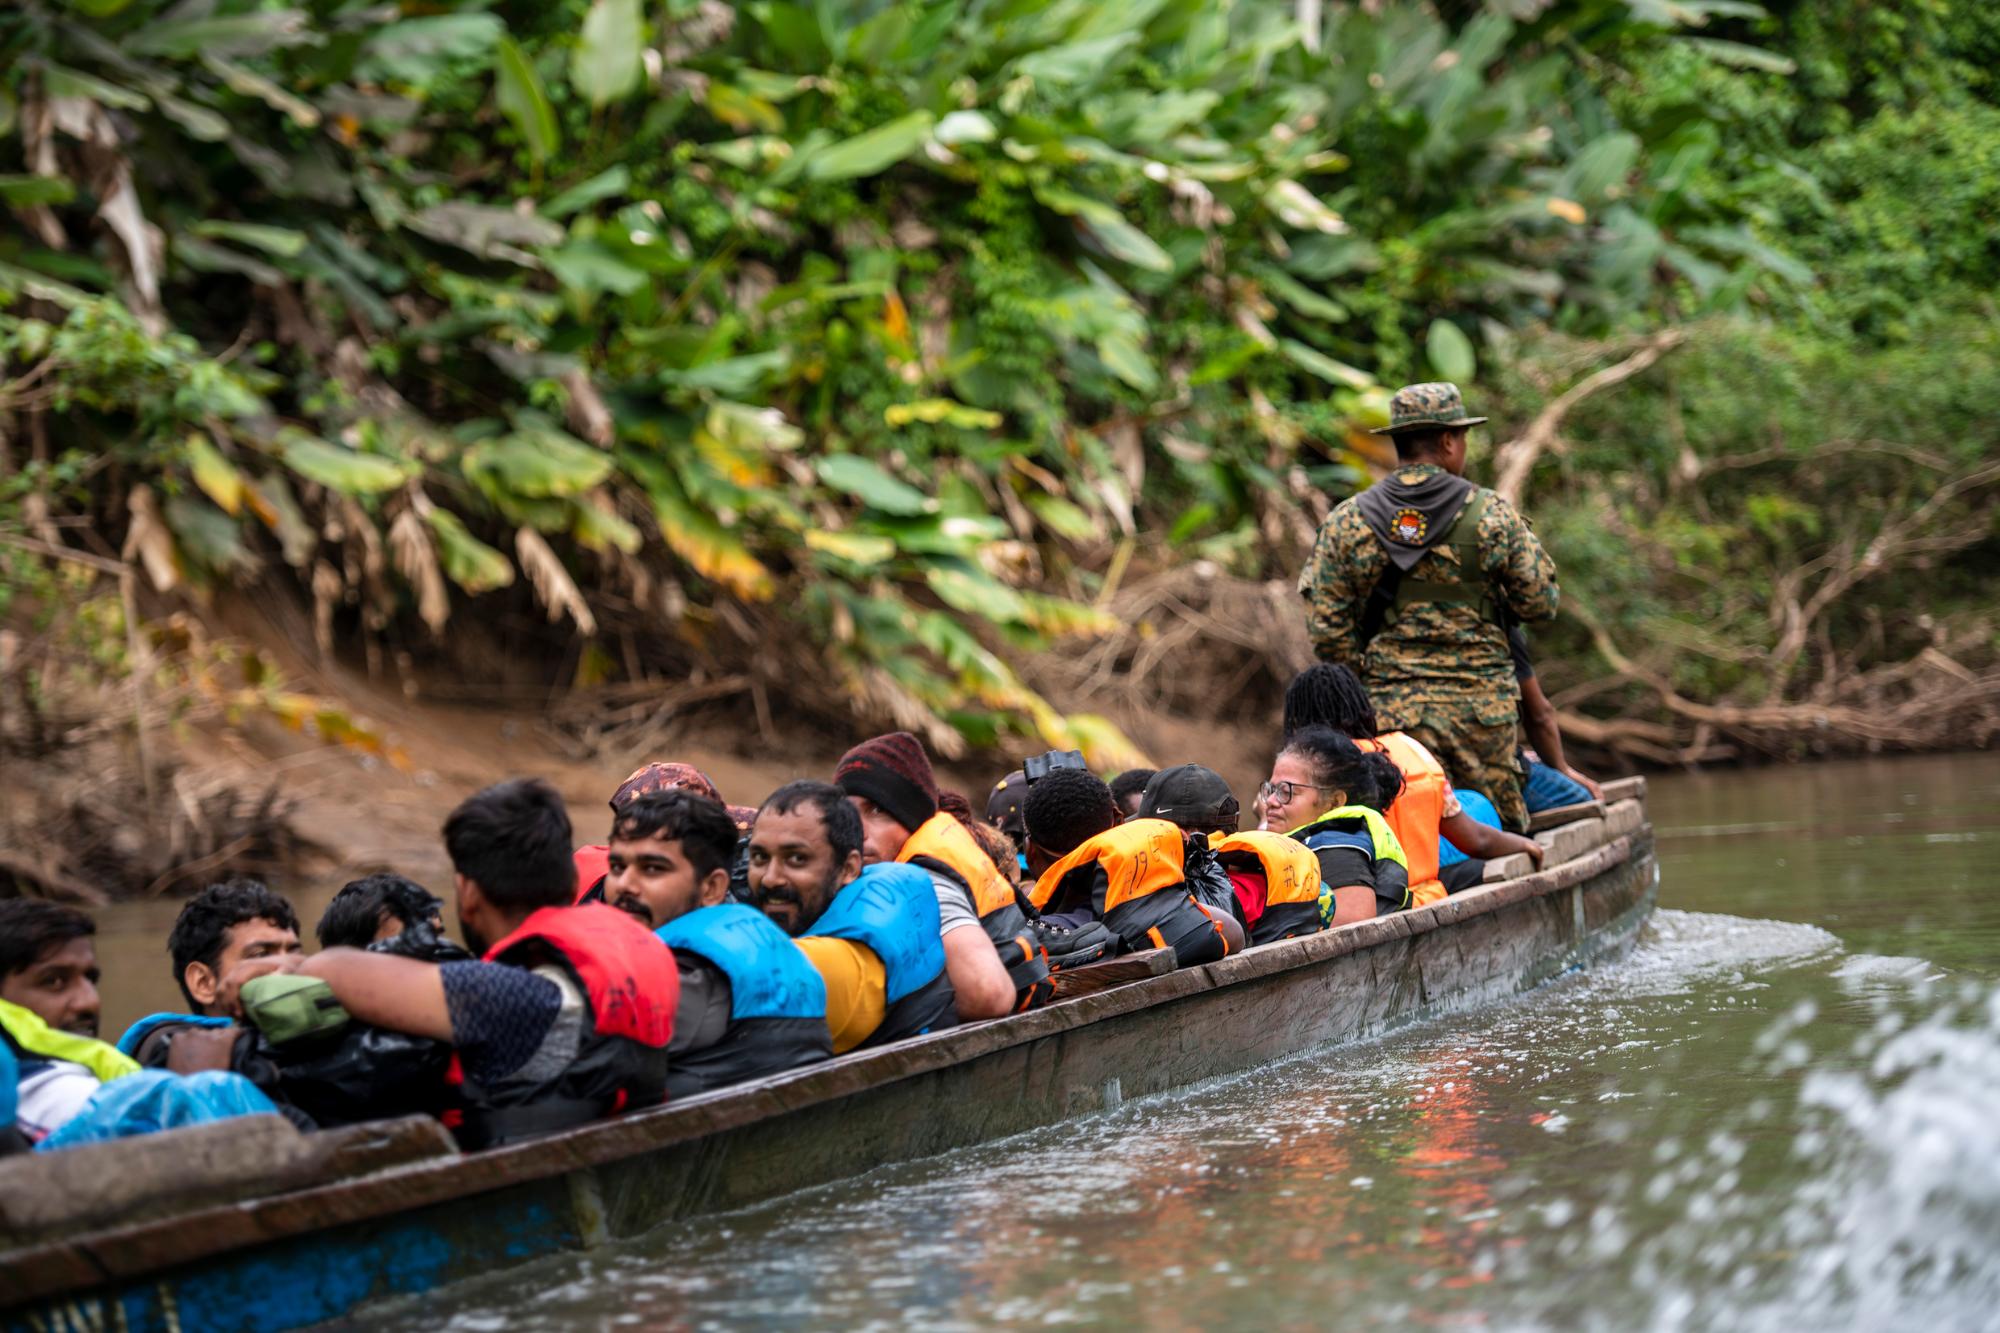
835 733 1047 1017
748 781 958 1053
603 789 830 1095
1282 665 1542 903
1022 768 1241 965
0 901 128 1145
1137 766 1326 945
317 873 455 950
215 779 677 1149
1256 725 1410 922
1511 627 1603 811
1108 769 1156 821
120 879 304 1072
573 761 733 900
1131 764 1246 920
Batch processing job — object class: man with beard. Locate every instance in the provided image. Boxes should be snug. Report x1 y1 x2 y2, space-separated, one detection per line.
747 781 956 1053
0 900 136 1145
603 789 830 1095
216 779 678 1148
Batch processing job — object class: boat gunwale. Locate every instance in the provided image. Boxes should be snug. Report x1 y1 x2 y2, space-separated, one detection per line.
2 800 1650 1307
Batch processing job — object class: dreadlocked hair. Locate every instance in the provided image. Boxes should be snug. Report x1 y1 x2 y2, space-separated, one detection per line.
1277 725 1405 812
1282 664 1378 740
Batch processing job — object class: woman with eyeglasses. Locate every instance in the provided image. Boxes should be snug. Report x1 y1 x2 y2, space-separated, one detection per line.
1257 725 1412 925
1280 664 1545 905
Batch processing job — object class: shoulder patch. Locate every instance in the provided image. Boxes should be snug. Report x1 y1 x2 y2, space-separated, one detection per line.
1390 507 1427 545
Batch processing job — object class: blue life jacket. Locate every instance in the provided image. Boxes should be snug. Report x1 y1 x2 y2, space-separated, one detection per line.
1439 788 1502 867
1 1039 16 1131
810 863 946 1005
116 1011 233 1058
658 903 827 1022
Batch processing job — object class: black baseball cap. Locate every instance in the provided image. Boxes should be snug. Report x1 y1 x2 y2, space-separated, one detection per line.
1138 764 1240 830
986 769 1030 838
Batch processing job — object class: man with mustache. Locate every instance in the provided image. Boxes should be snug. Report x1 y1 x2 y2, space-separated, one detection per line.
747 781 957 1054
0 900 134 1146
603 788 830 1095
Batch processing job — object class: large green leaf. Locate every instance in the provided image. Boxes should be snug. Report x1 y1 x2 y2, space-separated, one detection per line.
463 421 613 499
571 0 645 108
276 430 407 496
425 509 515 593
818 454 933 514
1426 319 1477 382
806 112 934 181
495 37 560 164
356 14 504 87
127 11 319 60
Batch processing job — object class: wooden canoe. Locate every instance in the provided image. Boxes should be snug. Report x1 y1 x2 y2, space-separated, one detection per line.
0 780 1657 1333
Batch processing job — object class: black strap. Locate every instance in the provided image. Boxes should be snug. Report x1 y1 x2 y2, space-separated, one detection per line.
1357 490 1506 650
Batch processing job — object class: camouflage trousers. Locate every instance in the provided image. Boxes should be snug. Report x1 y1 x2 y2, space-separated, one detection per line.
1377 694 1527 833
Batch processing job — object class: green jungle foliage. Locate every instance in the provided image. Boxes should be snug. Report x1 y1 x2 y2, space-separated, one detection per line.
1 0 1992 762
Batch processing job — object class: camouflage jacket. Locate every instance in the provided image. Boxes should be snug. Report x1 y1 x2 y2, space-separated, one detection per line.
1297 464 1559 705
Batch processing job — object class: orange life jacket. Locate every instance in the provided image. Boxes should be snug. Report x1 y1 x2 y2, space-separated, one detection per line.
1031 819 1229 965
1031 818 1186 914
899 811 1053 1011
1213 831 1325 944
898 811 1015 918
1213 831 1322 907
1363 731 1448 907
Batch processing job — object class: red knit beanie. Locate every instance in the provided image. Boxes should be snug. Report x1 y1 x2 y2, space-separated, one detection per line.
833 732 940 835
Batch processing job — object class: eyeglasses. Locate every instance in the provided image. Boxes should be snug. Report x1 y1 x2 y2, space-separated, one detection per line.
1258 779 1332 807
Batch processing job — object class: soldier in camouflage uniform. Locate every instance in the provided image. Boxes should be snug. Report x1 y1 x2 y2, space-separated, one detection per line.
1297 383 1559 832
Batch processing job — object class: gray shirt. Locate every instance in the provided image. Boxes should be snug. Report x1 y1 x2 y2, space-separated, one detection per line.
926 868 982 936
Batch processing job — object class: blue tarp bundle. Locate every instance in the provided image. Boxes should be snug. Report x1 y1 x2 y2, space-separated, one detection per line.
35 1069 277 1152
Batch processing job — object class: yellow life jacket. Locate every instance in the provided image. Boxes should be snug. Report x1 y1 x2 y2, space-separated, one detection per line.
1212 831 1323 907
898 811 1016 919
1031 818 1186 914
0 999 140 1083
1289 804 1412 914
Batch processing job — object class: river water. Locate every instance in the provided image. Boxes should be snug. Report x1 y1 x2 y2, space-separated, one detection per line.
346 754 1998 1329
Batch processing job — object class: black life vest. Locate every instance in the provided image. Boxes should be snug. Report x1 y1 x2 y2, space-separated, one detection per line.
451 903 677 1150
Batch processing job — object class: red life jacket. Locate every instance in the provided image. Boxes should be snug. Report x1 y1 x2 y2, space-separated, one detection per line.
572 845 610 902
450 902 677 1149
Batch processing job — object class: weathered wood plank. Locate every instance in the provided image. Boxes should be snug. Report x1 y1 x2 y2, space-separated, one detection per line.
1529 800 1605 832
1600 775 1647 804
1048 947 1175 999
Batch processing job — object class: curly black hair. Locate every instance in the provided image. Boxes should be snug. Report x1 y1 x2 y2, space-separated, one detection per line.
317 873 443 950
167 877 299 1008
759 780 863 861
1022 766 1119 857
1107 768 1156 815
611 788 741 884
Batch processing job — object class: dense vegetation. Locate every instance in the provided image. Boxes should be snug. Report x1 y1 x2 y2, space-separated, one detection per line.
2 0 1995 771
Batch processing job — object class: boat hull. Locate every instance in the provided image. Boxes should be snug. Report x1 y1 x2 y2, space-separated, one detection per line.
4 808 1656 1333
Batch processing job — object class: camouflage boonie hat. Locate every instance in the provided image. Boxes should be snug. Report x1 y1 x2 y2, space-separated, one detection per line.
1370 382 1488 435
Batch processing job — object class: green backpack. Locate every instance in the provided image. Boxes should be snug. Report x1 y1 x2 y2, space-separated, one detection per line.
241 973 350 1045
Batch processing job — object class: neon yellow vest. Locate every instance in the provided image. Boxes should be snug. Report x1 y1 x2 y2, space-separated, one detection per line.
1288 805 1408 867
0 998 140 1083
